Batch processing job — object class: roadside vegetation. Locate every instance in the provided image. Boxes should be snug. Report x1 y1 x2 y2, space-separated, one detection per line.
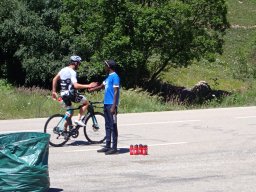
0 79 178 120
1 0 256 120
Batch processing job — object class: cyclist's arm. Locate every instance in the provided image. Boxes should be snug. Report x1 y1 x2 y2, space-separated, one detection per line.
73 82 98 90
52 74 60 99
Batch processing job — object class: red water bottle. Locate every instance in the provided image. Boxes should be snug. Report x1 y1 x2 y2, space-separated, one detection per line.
142 145 148 155
130 145 134 155
139 144 143 155
58 97 65 108
134 145 138 155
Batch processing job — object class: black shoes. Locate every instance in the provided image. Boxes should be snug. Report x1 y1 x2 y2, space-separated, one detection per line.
105 148 118 155
97 147 118 155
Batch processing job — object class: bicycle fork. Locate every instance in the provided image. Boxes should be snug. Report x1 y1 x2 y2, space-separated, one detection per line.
85 112 99 130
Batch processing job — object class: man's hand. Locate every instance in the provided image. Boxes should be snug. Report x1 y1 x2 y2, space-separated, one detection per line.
88 82 103 92
110 105 116 114
52 92 58 100
88 82 98 88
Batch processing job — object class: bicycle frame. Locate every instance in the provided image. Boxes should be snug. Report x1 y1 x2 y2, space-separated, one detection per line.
59 101 103 131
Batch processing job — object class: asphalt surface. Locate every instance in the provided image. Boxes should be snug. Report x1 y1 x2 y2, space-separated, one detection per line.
0 106 256 192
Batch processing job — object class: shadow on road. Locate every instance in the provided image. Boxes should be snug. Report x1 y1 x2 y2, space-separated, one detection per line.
118 147 129 154
67 140 91 146
48 188 63 192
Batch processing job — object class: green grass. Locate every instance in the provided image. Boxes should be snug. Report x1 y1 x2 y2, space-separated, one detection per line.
163 0 256 100
221 28 256 63
202 85 256 108
0 80 186 119
0 82 61 119
119 88 187 113
226 0 256 26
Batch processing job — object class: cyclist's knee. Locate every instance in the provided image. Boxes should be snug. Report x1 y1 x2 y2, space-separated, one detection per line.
82 100 88 106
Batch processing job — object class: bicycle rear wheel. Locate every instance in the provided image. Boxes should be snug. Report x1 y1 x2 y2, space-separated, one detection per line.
83 112 106 144
44 114 68 147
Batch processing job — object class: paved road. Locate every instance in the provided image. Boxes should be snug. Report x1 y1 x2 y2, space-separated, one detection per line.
0 106 256 192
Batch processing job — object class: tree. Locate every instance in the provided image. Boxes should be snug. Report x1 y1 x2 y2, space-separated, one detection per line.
0 0 24 83
1 0 229 88
0 0 62 87
60 0 229 87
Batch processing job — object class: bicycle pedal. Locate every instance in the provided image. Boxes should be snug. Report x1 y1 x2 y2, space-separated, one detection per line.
61 131 70 141
64 135 70 141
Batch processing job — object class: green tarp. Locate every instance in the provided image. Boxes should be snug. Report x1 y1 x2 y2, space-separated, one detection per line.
0 132 50 192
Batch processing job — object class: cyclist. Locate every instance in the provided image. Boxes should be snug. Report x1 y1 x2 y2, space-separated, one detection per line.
52 55 97 130
89 60 120 155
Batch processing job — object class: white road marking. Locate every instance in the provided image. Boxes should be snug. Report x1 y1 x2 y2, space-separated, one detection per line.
149 142 188 146
120 120 201 126
0 120 201 133
63 142 188 153
235 116 256 119
0 129 42 134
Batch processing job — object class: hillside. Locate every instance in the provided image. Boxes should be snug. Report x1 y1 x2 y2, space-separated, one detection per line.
163 0 256 93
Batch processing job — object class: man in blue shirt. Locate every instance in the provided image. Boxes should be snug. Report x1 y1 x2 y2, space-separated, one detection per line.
89 60 120 155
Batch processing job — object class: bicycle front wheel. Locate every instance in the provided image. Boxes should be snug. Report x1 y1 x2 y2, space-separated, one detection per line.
44 114 68 147
83 112 106 144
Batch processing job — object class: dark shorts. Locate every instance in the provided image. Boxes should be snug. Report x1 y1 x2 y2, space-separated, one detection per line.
61 91 87 107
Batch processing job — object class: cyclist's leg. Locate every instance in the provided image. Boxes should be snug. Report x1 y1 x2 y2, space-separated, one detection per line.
74 93 88 121
62 94 73 131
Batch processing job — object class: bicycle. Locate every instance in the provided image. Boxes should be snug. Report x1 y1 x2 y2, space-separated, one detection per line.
44 101 106 147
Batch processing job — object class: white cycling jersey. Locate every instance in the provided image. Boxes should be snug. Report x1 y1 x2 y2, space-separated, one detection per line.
58 67 77 96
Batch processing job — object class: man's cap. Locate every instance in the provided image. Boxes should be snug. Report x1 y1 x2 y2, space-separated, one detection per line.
104 60 117 69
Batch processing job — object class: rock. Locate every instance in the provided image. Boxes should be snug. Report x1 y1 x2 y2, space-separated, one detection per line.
179 88 196 103
191 81 212 101
179 81 213 103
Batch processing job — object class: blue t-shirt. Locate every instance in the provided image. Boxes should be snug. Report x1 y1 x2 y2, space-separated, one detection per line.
103 72 120 105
